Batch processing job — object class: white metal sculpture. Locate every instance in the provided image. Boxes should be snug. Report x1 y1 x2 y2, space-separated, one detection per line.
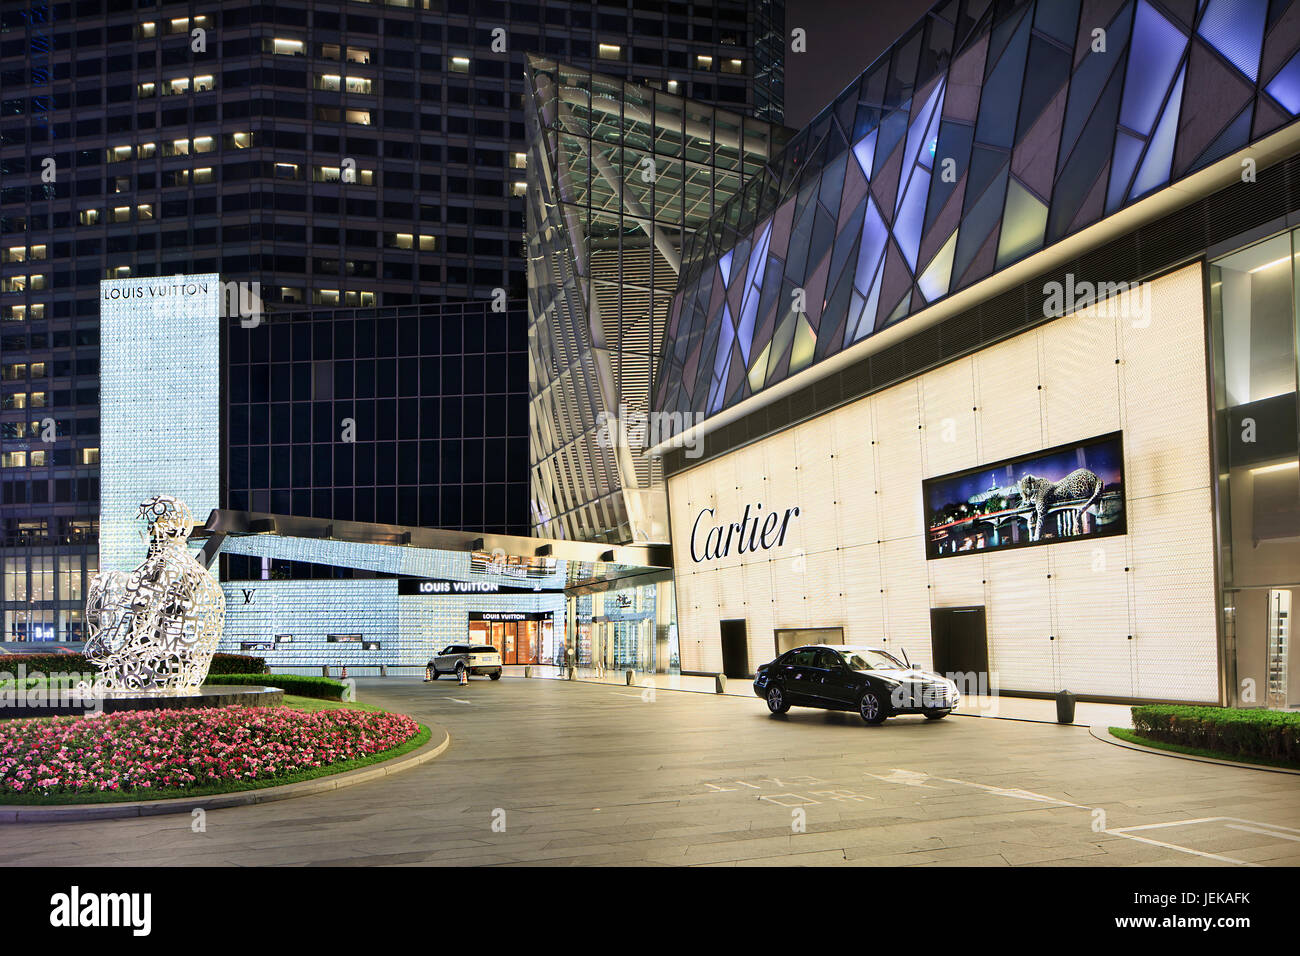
85 495 226 694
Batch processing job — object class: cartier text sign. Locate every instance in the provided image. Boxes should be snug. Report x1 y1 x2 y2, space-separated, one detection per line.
689 502 801 563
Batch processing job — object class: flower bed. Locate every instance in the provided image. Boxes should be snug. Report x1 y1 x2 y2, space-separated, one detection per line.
0 705 421 798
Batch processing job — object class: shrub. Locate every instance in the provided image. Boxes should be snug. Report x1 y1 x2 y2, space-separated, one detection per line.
204 674 345 700
1130 704 1300 764
0 652 265 677
206 653 268 675
0 653 92 675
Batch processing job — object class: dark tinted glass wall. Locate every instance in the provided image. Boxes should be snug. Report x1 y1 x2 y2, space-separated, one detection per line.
224 300 530 535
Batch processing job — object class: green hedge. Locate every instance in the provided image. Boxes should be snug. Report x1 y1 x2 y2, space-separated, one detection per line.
1131 704 1300 764
205 654 268 675
0 652 266 676
204 674 345 700
0 654 90 675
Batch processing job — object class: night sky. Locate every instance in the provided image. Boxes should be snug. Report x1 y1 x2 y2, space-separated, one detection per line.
783 0 939 128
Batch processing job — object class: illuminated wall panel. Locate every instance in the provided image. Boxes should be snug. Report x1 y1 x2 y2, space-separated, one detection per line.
98 274 222 572
219 579 565 672
667 264 1218 701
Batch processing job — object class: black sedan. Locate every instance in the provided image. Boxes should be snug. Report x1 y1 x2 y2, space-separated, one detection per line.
753 644 960 724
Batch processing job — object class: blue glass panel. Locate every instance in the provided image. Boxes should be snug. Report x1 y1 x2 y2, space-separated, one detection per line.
904 80 946 180
1130 64 1186 198
1106 130 1145 213
1034 0 1082 45
953 164 1007 283
1119 1 1188 135
828 197 867 298
719 249 734 286
925 120 974 233
854 196 889 296
713 304 735 384
974 7 1032 148
874 107 910 175
1197 0 1268 81
852 129 879 178
895 168 931 271
1058 1 1133 176
1266 48 1300 113
736 221 773 362
819 151 849 217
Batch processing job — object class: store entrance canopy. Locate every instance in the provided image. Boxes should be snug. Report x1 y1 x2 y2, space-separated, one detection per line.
191 510 672 595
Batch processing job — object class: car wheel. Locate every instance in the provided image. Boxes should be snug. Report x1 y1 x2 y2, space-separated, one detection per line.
924 709 950 720
455 662 467 679
429 668 440 680
766 685 790 715
859 690 889 724
489 671 501 681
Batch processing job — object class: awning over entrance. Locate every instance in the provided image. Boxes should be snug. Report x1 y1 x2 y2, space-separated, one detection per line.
192 509 672 595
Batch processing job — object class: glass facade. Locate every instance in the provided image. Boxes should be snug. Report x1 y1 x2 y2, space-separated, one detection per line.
1210 231 1300 708
567 580 676 674
224 298 531 538
523 56 789 544
654 0 1300 430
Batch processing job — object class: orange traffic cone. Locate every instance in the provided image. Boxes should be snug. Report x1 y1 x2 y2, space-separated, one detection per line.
458 667 468 686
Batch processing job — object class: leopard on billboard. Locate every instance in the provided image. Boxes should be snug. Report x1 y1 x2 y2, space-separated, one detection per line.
922 432 1127 560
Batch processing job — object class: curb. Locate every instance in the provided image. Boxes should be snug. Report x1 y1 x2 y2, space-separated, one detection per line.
1088 724 1300 775
0 723 450 823
505 675 1108 727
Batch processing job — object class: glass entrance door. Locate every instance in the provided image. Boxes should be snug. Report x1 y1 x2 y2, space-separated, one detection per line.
1267 589 1291 709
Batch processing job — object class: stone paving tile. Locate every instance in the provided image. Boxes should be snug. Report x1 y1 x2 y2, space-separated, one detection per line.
3 677 1298 867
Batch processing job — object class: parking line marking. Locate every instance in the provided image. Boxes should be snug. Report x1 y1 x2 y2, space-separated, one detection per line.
1225 824 1300 843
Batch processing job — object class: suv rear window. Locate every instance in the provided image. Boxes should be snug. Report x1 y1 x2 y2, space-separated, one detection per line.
471 645 497 654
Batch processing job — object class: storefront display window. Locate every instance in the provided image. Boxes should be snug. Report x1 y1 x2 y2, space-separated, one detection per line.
1210 231 1300 707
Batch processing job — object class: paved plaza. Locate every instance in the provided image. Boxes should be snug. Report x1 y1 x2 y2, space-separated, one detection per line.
3 678 1298 867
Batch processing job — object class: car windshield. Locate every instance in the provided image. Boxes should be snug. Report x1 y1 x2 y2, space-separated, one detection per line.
838 647 906 671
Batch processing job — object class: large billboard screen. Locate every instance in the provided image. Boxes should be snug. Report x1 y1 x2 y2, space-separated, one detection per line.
922 432 1126 560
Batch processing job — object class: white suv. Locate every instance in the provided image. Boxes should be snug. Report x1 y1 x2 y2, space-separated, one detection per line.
426 644 503 681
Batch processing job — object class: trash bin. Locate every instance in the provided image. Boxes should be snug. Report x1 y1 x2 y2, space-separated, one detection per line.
1056 689 1076 724
524 665 533 678
625 669 635 686
715 673 727 694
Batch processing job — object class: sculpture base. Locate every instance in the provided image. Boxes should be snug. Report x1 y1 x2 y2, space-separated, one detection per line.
0 685 284 719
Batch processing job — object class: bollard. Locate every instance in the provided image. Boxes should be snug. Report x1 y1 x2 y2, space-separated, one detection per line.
625 669 635 686
380 664 388 678
1056 689 1076 724
715 673 727 694
524 665 533 678
322 665 329 678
